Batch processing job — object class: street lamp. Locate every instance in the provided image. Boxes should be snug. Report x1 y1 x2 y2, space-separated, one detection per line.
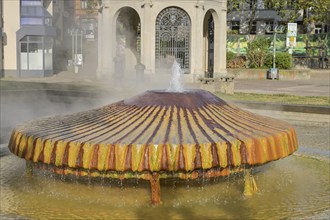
265 24 285 79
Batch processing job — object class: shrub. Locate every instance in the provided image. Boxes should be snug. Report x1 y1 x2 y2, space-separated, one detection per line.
246 38 271 68
227 56 247 68
226 51 247 68
227 29 239 35
265 52 292 69
227 51 236 62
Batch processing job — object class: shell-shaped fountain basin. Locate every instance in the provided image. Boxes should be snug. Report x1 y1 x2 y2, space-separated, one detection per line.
8 89 298 178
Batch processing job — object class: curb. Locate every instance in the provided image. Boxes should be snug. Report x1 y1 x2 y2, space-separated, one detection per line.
1 89 329 115
233 101 330 115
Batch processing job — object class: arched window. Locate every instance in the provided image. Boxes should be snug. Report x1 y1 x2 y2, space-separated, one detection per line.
155 7 190 71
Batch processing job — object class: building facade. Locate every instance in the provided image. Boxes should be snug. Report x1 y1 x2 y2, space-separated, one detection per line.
71 0 98 75
74 0 98 41
97 0 227 81
2 0 57 77
0 0 3 77
227 0 304 35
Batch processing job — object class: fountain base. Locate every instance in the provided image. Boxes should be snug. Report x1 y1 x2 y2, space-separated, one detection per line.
9 89 297 205
26 161 259 204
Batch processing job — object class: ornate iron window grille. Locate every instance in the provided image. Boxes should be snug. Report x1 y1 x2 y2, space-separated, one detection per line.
155 7 191 70
207 16 214 77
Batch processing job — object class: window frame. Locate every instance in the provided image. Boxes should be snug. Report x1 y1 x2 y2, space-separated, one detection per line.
19 35 53 71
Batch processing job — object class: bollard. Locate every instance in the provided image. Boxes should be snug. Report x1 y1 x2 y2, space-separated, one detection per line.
267 68 279 80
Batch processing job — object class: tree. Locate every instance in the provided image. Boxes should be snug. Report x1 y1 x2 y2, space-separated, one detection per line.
263 0 330 33
84 0 99 14
227 0 243 13
227 0 259 34
246 37 271 68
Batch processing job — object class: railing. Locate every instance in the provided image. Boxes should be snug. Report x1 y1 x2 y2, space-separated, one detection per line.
227 33 329 69
227 33 329 56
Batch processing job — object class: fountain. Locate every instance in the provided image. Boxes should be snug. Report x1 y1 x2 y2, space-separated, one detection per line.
7 60 298 204
3 61 330 218
167 60 184 92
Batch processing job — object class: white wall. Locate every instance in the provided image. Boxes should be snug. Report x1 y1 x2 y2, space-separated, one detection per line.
3 0 20 72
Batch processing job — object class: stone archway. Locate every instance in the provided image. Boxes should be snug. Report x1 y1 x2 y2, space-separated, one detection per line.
115 7 141 78
155 7 191 72
203 11 216 78
97 1 227 80
203 11 215 78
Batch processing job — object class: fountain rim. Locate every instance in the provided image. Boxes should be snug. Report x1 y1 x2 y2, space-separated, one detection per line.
137 89 207 94
8 89 298 180
123 89 226 108
27 161 259 180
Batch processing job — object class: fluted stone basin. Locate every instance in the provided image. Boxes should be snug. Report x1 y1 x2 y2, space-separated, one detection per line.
8 89 298 204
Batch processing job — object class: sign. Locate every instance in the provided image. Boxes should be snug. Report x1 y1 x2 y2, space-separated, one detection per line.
286 23 297 48
287 23 297 37
85 30 95 40
286 36 296 47
75 54 83 65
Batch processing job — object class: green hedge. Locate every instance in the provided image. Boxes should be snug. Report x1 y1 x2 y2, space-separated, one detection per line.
227 33 330 56
265 52 293 69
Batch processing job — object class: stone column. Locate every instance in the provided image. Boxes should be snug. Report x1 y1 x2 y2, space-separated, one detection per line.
191 3 205 81
101 6 113 78
141 1 154 74
96 11 103 78
214 8 227 77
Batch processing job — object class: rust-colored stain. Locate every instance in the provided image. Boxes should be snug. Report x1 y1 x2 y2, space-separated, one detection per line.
8 90 298 178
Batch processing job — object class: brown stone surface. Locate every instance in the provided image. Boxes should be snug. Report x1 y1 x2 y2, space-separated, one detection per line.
8 90 298 176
